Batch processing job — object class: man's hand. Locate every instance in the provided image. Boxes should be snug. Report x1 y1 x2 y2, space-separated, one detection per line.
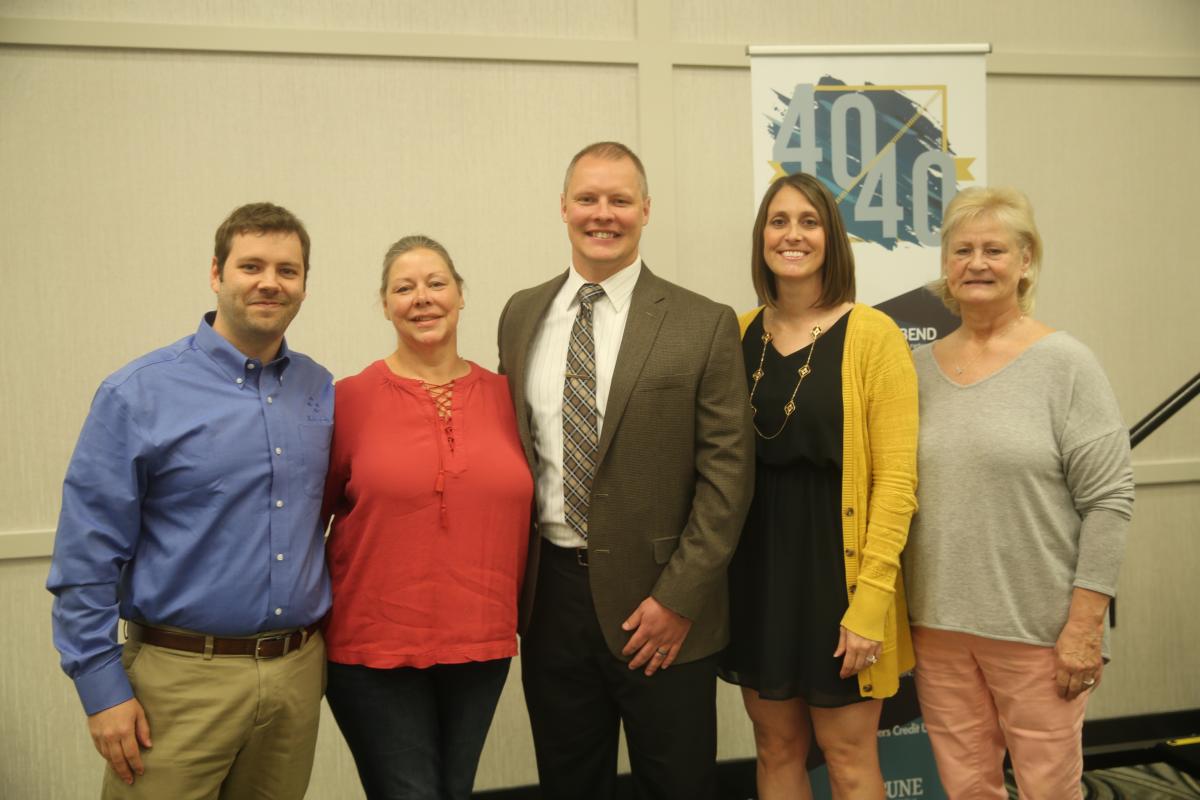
87 698 152 785
834 626 882 679
621 596 693 676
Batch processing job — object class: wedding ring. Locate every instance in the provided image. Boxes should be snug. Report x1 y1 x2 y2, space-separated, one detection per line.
866 654 878 665
655 648 669 656
1082 677 1096 686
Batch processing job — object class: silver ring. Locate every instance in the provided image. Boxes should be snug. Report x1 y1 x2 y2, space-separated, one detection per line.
865 654 878 665
1082 677 1096 686
655 648 669 657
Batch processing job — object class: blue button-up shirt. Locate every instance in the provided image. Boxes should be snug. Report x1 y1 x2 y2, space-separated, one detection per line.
47 314 334 715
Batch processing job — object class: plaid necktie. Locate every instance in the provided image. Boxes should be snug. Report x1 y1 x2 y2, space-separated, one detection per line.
562 283 606 539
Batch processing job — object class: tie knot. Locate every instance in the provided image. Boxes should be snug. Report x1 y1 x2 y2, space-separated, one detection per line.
576 283 605 307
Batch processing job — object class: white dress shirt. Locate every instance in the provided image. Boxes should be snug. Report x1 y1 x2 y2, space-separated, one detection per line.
526 258 643 548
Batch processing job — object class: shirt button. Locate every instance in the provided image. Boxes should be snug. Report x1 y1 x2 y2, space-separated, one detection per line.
274 447 283 455
247 363 256 370
275 500 284 508
274 608 283 616
236 378 244 385
267 396 274 404
276 553 285 561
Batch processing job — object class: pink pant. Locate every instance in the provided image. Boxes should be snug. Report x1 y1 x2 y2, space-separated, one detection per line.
912 627 1089 800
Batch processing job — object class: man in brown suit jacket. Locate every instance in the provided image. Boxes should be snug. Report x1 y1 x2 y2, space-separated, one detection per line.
497 141 753 799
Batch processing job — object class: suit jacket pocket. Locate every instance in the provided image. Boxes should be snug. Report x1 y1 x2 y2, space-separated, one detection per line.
635 372 692 391
652 535 680 565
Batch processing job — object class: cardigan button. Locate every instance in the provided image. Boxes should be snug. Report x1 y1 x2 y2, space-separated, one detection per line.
845 508 855 517
845 548 855 557
849 584 857 594
863 684 873 692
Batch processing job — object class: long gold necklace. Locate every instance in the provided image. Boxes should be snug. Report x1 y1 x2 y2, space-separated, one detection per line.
749 324 822 440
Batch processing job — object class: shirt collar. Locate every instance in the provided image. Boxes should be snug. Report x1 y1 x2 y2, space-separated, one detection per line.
196 312 292 381
563 256 642 314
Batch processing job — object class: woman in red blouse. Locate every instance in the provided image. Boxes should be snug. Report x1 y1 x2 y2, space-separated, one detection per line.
322 235 533 800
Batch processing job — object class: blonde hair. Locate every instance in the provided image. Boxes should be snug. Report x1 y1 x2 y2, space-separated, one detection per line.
928 186 1043 316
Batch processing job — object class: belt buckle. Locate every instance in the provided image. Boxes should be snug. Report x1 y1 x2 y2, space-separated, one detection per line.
254 633 290 660
576 548 589 567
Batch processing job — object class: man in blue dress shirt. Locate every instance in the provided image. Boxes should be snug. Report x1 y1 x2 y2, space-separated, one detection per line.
47 202 335 798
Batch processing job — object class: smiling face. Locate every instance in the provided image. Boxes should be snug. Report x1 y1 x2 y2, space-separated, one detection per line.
209 231 306 360
561 154 650 282
943 216 1031 312
762 184 827 289
382 247 463 351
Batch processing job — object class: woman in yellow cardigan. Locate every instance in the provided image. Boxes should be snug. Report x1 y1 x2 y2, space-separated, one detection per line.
719 172 918 800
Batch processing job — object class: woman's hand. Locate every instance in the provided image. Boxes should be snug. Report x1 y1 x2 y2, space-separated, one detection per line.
1054 587 1110 700
834 626 882 679
1054 618 1104 699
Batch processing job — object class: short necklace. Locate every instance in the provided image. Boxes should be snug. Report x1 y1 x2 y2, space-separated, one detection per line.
952 315 1024 376
749 324 822 440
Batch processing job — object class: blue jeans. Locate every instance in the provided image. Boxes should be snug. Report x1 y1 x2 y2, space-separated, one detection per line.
325 658 511 800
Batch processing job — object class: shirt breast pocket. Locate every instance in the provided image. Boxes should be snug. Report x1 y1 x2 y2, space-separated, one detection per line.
298 422 333 498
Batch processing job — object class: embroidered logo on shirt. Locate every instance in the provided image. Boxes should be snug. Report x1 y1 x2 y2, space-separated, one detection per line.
305 395 329 422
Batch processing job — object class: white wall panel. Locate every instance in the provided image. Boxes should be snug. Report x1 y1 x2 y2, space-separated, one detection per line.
0 0 638 40
0 45 639 532
670 0 1200 57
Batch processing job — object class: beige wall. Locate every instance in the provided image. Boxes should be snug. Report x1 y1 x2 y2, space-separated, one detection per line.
1 1 1197 797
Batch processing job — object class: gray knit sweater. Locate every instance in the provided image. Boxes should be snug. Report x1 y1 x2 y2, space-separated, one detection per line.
904 332 1134 650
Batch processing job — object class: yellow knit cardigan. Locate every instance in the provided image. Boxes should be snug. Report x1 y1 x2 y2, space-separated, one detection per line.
738 304 918 698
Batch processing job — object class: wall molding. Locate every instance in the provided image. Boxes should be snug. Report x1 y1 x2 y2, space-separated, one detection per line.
4 458 1197 561
2 18 1198 79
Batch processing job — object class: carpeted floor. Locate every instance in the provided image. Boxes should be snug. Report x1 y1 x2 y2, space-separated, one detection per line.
1003 763 1200 799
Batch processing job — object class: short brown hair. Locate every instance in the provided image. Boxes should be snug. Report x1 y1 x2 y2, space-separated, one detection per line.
928 186 1043 316
563 141 648 197
214 203 311 279
751 173 855 308
379 234 464 298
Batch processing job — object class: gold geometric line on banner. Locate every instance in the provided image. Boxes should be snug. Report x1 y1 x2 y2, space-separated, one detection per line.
814 84 949 151
833 86 946 204
955 156 976 180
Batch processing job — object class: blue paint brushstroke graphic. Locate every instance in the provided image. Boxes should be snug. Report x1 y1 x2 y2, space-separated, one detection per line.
766 76 959 250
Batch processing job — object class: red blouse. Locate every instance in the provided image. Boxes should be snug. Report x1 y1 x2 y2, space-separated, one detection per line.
322 360 533 668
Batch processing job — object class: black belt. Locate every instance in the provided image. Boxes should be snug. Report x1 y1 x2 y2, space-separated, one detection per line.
545 542 589 567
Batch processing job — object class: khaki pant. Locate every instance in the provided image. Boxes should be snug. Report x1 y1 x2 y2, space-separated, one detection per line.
101 630 326 800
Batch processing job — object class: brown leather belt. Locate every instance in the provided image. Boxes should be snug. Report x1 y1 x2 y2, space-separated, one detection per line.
126 620 320 660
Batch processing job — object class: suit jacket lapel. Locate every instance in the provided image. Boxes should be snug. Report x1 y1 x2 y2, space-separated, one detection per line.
595 266 666 468
510 272 567 465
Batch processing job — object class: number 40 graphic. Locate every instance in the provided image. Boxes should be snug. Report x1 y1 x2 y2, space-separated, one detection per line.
772 83 964 246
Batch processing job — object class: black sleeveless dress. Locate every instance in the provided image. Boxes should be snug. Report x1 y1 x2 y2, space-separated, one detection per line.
719 310 863 706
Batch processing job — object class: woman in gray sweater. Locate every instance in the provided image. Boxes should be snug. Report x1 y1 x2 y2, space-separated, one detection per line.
904 186 1134 799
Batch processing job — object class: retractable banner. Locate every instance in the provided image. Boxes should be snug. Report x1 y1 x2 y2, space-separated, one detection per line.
747 44 991 799
749 44 989 348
